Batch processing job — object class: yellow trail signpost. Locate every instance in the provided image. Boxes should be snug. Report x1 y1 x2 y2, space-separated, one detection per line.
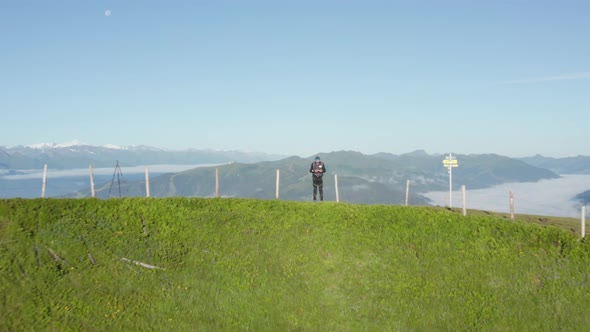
442 153 459 207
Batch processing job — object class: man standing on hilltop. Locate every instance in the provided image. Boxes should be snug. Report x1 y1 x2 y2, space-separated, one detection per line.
310 156 326 201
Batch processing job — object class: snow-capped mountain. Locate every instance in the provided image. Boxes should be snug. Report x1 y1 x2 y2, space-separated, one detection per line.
102 144 127 150
26 139 86 149
22 140 166 152
0 141 285 169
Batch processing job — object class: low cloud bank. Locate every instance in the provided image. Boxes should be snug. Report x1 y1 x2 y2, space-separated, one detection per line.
0 164 218 180
423 175 590 218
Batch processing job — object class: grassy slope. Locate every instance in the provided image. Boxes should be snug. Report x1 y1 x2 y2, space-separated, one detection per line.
0 198 588 331
436 207 585 236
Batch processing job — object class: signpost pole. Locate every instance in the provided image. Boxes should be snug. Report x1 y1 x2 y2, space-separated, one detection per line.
442 153 458 208
449 153 453 207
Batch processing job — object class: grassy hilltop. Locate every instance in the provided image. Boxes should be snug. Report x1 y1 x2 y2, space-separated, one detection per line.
0 198 588 331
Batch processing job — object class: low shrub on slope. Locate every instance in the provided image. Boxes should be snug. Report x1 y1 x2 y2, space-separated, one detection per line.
0 198 588 331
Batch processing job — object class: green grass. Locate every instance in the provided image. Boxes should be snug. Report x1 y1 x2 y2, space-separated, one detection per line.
438 206 585 236
1 198 589 331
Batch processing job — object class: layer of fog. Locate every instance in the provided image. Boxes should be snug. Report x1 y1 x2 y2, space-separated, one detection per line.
0 164 218 180
0 164 218 198
423 174 590 218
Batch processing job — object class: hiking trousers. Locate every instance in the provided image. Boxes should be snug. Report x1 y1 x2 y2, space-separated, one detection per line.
313 175 323 200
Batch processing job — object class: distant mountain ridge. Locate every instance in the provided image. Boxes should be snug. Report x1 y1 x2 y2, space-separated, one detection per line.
322 151 558 191
0 142 286 170
519 155 590 174
3 143 581 204
574 190 590 204
74 151 560 205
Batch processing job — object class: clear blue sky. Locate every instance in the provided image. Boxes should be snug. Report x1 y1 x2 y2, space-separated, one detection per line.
1 0 589 158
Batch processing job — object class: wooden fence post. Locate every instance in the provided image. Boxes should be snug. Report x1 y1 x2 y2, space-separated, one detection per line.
582 206 586 239
509 191 515 220
462 185 466 216
275 169 280 199
405 179 410 206
334 174 339 203
215 168 219 197
41 164 48 198
89 164 95 198
145 166 150 197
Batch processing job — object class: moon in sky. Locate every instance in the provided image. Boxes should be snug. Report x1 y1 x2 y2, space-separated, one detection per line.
105 10 112 17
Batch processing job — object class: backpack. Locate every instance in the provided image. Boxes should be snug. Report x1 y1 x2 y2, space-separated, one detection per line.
312 161 324 178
